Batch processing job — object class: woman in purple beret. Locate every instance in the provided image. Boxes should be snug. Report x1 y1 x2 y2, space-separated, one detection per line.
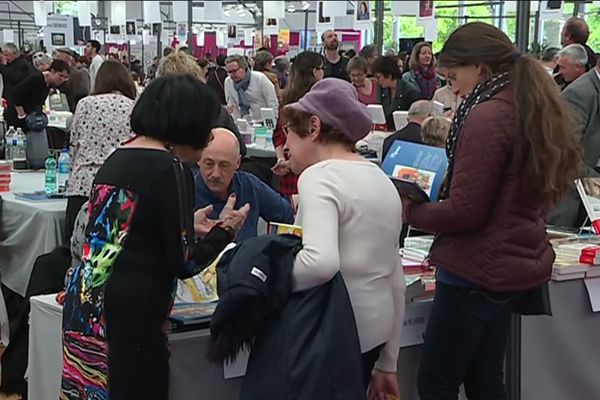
281 78 405 399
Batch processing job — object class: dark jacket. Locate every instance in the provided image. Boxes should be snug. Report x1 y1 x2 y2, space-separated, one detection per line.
382 121 422 159
210 235 365 400
1 56 34 127
549 68 600 227
216 105 247 156
59 67 91 113
379 80 421 129
406 86 553 292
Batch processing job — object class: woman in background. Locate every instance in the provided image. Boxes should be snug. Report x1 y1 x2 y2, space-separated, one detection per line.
254 50 282 102
404 22 582 399
403 42 442 100
372 55 421 130
347 56 379 105
272 51 325 198
65 60 137 243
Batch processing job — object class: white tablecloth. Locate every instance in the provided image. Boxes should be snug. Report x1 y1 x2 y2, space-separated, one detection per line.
0 172 66 295
27 294 243 400
28 293 432 400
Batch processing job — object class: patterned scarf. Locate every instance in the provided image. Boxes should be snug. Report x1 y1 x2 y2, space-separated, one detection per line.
441 71 511 199
415 66 438 99
233 70 252 117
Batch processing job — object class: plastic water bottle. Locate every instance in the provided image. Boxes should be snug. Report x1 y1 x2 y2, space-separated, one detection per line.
44 151 57 196
0 112 6 160
57 149 71 194
4 126 15 160
13 128 27 170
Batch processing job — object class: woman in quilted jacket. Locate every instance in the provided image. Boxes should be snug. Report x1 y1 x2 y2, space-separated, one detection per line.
403 22 582 400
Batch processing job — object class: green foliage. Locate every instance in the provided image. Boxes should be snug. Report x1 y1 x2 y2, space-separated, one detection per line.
587 5 600 51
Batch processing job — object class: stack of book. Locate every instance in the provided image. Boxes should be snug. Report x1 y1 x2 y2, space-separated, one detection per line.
168 302 217 332
552 237 600 281
401 236 434 265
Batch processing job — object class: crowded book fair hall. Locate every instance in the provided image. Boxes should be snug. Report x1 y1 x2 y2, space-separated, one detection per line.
0 0 599 399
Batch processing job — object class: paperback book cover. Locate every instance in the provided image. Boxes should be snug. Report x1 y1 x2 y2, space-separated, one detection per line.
576 178 600 234
268 222 303 237
169 302 217 325
382 140 448 202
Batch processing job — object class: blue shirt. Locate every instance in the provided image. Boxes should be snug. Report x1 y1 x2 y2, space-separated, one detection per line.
195 171 294 242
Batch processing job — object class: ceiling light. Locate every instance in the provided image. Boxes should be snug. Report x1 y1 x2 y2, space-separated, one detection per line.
302 1 311 10
287 4 296 13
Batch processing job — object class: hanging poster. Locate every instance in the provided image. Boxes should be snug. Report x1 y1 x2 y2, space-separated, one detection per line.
228 25 237 39
323 1 347 17
126 21 136 36
177 23 187 37
540 1 563 20
354 1 372 29
278 29 290 52
263 18 279 35
316 1 334 32
263 1 285 19
391 0 419 16
417 0 435 21
244 29 253 46
33 1 48 27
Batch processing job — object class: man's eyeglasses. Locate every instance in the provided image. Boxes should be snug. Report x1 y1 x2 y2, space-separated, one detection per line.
227 67 242 75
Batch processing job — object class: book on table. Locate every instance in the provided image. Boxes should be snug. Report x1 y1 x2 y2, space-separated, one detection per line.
381 140 448 203
576 178 600 234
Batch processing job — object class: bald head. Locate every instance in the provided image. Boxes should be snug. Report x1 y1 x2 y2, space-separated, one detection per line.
199 128 241 200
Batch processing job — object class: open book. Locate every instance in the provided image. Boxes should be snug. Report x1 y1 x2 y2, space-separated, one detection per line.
576 178 600 234
382 140 448 203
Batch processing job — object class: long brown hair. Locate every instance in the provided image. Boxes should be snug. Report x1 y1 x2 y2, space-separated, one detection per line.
93 60 137 100
439 22 582 207
409 42 435 70
282 51 324 106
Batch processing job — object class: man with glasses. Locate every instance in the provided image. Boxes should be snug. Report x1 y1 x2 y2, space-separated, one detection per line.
224 55 279 121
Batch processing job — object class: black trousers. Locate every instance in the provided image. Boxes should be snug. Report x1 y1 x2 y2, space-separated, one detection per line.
417 282 521 400
361 343 384 389
64 195 87 243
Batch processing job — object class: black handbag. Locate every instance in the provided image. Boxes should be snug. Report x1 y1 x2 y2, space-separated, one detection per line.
513 282 552 316
25 112 48 132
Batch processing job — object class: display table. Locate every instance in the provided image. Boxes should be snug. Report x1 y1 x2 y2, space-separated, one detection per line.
521 279 600 399
28 294 433 400
245 143 276 158
0 171 66 296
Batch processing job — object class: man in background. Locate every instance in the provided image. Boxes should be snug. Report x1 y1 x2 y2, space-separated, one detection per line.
195 128 294 241
0 43 33 128
322 30 350 81
84 40 103 90
540 47 559 73
382 100 433 159
561 17 596 70
54 48 90 112
549 57 600 227
224 55 278 121
556 44 588 90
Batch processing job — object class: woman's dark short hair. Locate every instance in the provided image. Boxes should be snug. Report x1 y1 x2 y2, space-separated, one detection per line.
130 75 220 150
371 56 402 80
